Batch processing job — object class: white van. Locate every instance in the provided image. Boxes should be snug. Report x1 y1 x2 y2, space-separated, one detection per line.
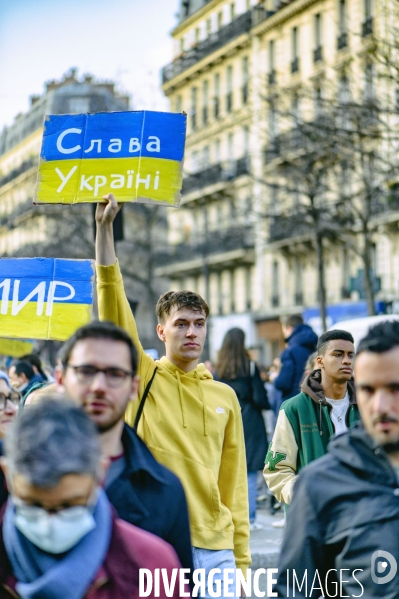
328 314 399 348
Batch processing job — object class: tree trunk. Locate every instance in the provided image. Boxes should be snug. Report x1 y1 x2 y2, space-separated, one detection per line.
362 228 376 316
315 229 328 332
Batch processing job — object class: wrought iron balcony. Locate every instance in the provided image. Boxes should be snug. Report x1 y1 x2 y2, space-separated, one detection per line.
291 57 299 74
183 157 250 194
155 224 254 266
162 11 252 84
0 156 37 189
313 46 323 63
362 16 373 37
268 212 310 242
337 31 348 50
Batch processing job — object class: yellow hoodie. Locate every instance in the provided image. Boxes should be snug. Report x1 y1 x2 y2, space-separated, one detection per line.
96 260 250 573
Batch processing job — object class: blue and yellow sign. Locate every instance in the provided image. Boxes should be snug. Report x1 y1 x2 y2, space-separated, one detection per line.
0 258 94 341
34 111 187 206
0 339 34 358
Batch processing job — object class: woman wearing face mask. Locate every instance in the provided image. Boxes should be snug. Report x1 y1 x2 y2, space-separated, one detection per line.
0 372 20 439
0 398 185 599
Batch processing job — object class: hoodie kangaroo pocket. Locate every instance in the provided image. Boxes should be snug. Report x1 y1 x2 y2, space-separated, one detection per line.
148 445 233 530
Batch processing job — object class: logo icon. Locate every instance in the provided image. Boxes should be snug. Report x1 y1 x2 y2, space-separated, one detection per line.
371 550 397 585
216 407 225 414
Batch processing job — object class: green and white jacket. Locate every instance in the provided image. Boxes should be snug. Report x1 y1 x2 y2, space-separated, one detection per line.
263 369 360 504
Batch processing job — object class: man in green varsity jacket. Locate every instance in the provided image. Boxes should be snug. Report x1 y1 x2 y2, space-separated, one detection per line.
264 329 360 504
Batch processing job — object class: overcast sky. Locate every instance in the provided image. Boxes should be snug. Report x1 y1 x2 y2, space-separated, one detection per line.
0 0 180 130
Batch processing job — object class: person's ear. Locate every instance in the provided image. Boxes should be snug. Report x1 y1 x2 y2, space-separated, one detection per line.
129 375 140 401
316 355 324 369
156 323 166 343
0 458 7 477
54 365 66 393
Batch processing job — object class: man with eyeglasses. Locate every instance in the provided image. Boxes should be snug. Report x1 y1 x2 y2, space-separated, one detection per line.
56 320 193 575
0 372 21 440
0 371 20 509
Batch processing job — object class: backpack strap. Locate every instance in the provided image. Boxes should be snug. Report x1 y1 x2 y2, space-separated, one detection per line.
133 367 157 431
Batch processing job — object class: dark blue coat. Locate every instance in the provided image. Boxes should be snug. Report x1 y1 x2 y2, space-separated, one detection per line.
274 324 317 402
0 442 5 509
216 364 270 471
106 425 193 573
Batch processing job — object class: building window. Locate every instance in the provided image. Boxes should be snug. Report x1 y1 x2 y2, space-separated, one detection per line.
202 80 208 125
214 73 220 119
217 12 223 29
230 2 236 21
242 57 249 104
226 66 233 112
195 27 200 45
243 126 250 156
69 98 90 113
362 0 373 35
314 14 323 62
203 146 210 169
191 87 197 130
291 27 299 73
272 261 280 307
314 85 323 117
215 138 221 164
268 40 276 84
337 0 348 49
364 63 375 100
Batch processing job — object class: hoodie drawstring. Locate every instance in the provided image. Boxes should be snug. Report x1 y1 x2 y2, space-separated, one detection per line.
194 371 208 436
175 371 187 428
319 400 323 436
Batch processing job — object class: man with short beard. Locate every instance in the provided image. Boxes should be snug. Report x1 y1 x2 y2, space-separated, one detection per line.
56 320 193 574
275 321 399 598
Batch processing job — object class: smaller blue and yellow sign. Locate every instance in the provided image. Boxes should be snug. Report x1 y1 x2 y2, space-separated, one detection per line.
0 339 34 358
0 258 94 341
34 111 187 207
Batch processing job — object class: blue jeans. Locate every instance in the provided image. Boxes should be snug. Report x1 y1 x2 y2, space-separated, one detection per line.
247 470 257 523
192 547 238 598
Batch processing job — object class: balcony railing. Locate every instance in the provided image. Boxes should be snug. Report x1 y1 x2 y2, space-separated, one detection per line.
268 212 310 242
291 57 299 74
313 46 323 63
337 31 348 50
362 16 373 37
183 157 250 194
0 156 37 189
155 224 254 266
162 11 252 84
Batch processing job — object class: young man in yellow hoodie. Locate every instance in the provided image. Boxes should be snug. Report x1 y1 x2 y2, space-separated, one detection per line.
95 194 250 597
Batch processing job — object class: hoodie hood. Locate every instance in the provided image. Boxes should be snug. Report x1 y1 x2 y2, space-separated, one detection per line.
301 368 357 406
157 357 213 435
286 324 318 350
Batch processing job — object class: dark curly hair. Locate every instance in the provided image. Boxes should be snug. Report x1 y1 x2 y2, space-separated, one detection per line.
156 290 209 323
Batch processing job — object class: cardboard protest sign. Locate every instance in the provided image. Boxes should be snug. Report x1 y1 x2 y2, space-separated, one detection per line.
0 258 94 341
0 339 34 357
34 111 187 207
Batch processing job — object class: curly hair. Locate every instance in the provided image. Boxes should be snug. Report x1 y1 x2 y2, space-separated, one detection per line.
156 290 209 323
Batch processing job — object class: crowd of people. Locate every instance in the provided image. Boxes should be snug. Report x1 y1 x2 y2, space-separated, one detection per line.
0 193 398 598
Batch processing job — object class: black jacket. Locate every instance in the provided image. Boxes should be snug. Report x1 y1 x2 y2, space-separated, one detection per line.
106 424 193 573
274 324 317 401
217 364 270 471
276 425 399 598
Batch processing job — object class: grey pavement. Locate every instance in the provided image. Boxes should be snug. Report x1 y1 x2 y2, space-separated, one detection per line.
246 500 285 598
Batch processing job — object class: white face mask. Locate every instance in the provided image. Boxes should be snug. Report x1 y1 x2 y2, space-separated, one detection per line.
13 497 96 554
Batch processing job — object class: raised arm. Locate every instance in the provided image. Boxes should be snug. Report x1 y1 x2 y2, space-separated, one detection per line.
95 193 121 266
95 194 154 387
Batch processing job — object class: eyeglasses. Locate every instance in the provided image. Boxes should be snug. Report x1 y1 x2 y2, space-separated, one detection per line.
66 364 134 387
0 392 22 411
